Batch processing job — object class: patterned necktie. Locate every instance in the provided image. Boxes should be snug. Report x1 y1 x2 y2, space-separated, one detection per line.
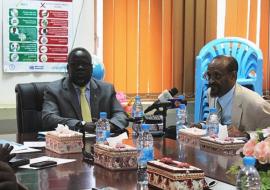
80 86 92 122
216 99 223 124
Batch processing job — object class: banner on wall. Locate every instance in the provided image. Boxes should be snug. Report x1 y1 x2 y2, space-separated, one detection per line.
3 0 73 72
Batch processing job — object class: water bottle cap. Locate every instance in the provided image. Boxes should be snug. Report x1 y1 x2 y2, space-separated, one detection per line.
99 112 107 118
209 107 217 113
141 124 150 131
179 104 186 109
243 156 256 166
178 95 185 100
135 95 141 100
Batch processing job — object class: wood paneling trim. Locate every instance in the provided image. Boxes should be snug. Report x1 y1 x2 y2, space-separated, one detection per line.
126 0 139 93
114 0 127 91
183 0 195 96
172 0 184 93
162 0 172 91
103 0 115 82
225 0 248 38
205 0 217 43
260 0 270 91
195 0 206 56
248 0 258 43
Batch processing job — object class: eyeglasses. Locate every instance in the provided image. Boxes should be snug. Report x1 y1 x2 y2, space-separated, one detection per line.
203 71 223 81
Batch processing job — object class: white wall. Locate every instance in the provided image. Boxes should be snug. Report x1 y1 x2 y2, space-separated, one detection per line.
0 0 95 107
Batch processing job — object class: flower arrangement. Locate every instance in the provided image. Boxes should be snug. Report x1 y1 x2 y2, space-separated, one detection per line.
227 127 270 190
116 92 134 116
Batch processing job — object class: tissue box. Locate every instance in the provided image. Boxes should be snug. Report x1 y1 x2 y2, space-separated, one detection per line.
200 136 245 155
178 128 206 146
93 144 137 170
147 159 208 190
45 131 83 154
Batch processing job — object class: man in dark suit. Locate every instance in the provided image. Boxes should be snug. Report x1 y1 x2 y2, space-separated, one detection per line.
42 47 128 132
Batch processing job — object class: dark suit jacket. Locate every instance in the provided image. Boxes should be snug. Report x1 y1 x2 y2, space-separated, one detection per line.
42 77 128 130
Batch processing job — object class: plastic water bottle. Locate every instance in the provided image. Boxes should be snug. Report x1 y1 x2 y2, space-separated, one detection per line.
137 124 154 168
137 124 154 186
96 112 110 143
132 95 144 136
132 95 144 119
137 167 149 190
176 104 187 139
236 156 261 190
206 108 219 136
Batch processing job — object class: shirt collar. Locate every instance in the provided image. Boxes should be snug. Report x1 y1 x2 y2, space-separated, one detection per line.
218 85 235 108
72 81 90 91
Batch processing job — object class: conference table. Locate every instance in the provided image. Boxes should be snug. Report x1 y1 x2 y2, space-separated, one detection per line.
15 132 240 190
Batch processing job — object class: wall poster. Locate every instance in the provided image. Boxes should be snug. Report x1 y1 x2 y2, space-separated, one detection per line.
3 0 73 72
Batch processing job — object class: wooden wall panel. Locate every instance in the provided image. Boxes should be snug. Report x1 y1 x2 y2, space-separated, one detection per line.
172 0 184 93
195 0 206 56
248 0 257 43
183 0 195 96
113 0 127 91
260 0 270 91
225 0 248 38
139 0 150 93
162 0 172 91
205 0 217 43
103 0 114 82
126 0 139 94
148 0 162 93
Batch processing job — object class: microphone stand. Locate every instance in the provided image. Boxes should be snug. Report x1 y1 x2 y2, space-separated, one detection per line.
76 122 94 164
153 104 169 133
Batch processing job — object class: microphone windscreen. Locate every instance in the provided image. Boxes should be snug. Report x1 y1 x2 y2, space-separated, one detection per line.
169 87 178 96
158 90 173 102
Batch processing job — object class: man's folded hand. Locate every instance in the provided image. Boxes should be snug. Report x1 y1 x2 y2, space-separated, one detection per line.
84 122 96 133
0 144 16 163
190 123 202 129
228 125 245 137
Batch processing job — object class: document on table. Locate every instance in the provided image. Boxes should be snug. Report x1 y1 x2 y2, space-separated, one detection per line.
19 156 76 169
23 141 46 148
0 139 41 153
0 139 28 151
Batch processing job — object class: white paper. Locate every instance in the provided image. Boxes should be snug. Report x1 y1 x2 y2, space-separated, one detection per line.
19 156 76 169
85 132 96 138
24 141 46 148
106 132 128 147
11 147 41 154
0 140 28 151
218 124 228 140
38 131 52 136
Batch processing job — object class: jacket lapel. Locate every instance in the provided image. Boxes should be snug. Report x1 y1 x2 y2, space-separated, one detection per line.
90 79 99 119
231 84 243 128
63 77 82 120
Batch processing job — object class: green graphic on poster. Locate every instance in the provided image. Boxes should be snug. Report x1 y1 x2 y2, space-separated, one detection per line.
9 27 37 41
9 9 37 17
9 42 37 52
9 17 37 26
9 53 37 62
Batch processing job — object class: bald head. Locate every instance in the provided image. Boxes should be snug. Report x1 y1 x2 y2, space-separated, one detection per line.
206 55 238 97
67 47 93 87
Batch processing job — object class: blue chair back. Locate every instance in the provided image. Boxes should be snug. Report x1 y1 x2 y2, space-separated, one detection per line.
194 37 263 123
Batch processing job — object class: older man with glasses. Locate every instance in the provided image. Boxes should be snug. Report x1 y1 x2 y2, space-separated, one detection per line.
193 55 270 136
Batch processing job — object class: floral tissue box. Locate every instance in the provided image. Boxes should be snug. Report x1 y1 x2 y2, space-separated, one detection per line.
147 158 208 190
178 128 206 146
45 125 83 154
200 136 245 155
94 143 137 170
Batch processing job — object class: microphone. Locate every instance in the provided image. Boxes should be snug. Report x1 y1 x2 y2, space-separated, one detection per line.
144 88 178 113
